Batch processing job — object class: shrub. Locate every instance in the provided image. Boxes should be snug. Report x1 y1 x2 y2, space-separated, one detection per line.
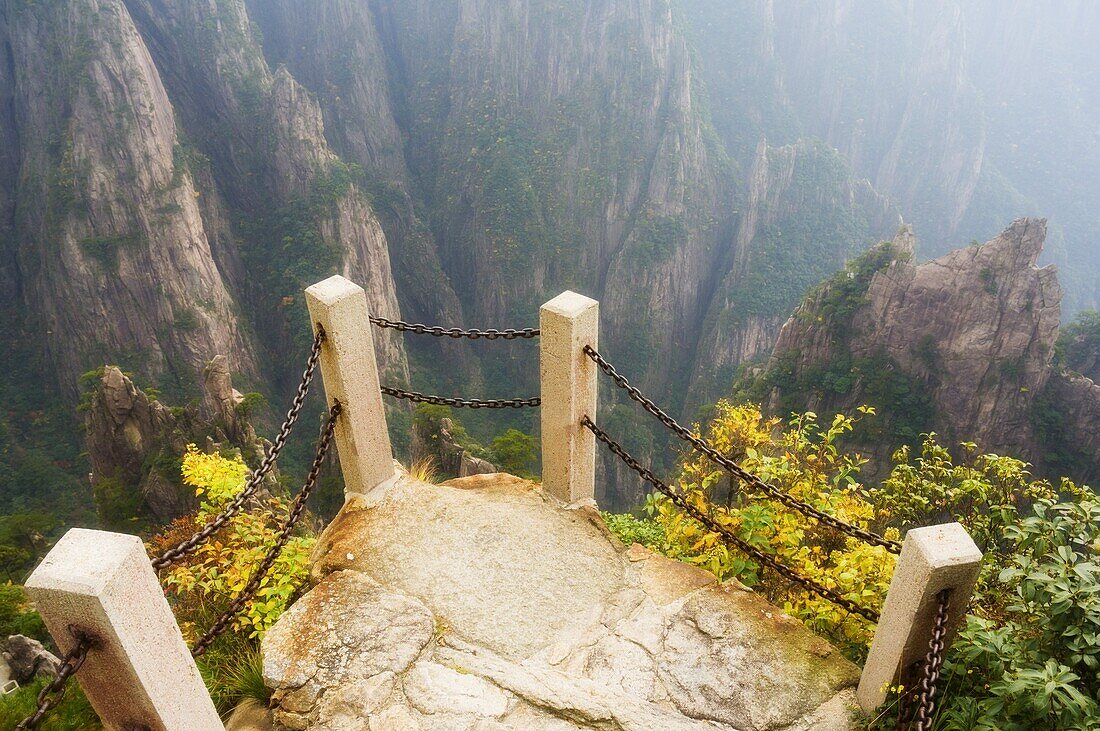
652 401 896 656
642 399 1100 726
0 583 47 641
602 512 665 550
151 446 314 642
488 429 538 479
91 475 144 531
931 484 1100 730
234 392 267 419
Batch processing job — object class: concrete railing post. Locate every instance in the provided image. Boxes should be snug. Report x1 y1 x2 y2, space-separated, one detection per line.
24 528 222 730
306 275 395 496
857 522 982 711
540 291 599 504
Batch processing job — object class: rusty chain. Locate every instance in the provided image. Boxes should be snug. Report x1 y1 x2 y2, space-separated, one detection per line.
191 401 341 657
381 386 540 409
151 328 326 570
15 630 94 730
583 346 901 554
369 316 538 340
583 417 880 622
912 589 951 731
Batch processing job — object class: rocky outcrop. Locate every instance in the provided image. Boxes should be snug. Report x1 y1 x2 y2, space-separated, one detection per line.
849 219 1059 456
263 472 859 730
758 218 1100 480
202 355 260 449
411 417 497 480
1 635 60 684
84 366 191 523
84 358 271 524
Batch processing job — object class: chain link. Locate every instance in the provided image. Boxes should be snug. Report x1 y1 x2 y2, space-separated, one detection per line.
191 402 341 657
369 316 539 340
151 329 326 570
584 346 901 554
912 589 951 731
583 417 880 622
15 630 94 730
381 386 540 409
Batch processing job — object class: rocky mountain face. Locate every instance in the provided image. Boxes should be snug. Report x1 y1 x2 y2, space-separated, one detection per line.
689 139 899 406
2 0 915 511
0 0 408 403
245 0 465 334
681 0 1100 313
120 0 408 384
756 218 1100 483
5 0 1092 514
1 0 257 395
370 0 735 407
83 356 273 527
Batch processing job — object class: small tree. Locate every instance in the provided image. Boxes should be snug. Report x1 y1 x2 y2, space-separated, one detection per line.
150 446 314 641
489 429 538 479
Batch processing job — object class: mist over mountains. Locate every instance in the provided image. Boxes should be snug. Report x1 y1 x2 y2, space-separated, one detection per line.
0 0 1097 511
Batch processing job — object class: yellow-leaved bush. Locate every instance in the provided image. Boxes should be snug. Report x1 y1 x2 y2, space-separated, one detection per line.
651 401 897 655
153 446 315 642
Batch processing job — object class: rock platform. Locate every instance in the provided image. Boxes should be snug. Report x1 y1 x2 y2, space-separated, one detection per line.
261 471 859 730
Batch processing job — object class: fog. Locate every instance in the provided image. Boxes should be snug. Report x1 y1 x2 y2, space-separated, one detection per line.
682 0 1100 313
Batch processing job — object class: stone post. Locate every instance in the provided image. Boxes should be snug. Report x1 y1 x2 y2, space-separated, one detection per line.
540 291 599 504
306 275 395 496
24 528 223 730
857 522 982 711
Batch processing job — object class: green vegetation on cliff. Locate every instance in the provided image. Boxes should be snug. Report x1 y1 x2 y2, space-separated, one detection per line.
1055 310 1100 379
736 242 934 448
726 142 892 323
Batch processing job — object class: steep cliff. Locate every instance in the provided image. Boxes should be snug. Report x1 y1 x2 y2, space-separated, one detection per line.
1 0 412 397
245 0 463 327
753 218 1100 481
7 0 1083 517
121 0 408 384
246 0 472 383
2 0 256 395
369 0 734 404
680 0 1100 313
689 139 900 407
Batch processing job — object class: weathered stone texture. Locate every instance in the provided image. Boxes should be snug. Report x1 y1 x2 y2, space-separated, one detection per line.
264 472 859 730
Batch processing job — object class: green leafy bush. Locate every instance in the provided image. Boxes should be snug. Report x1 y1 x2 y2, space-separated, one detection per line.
1055 310 1100 379
0 584 47 641
602 512 666 550
488 429 538 479
932 487 1100 730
